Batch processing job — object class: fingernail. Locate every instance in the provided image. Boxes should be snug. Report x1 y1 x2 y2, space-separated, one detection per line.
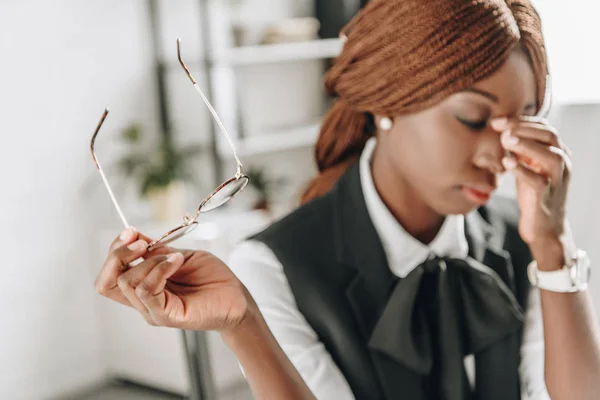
502 156 517 170
167 253 183 263
490 117 508 131
120 227 136 241
127 240 147 251
502 131 519 146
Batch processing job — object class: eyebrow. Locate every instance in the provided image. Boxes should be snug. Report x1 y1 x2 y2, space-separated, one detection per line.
461 88 499 102
461 88 537 110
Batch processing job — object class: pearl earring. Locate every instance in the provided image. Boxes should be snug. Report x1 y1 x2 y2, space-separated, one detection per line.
379 117 393 131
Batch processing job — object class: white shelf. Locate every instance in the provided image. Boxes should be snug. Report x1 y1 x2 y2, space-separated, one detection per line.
219 122 320 157
214 38 343 66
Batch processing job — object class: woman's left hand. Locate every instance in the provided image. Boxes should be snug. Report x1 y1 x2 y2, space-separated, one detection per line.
490 116 572 249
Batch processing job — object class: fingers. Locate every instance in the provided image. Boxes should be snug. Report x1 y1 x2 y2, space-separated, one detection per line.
490 116 571 185
502 157 556 217
96 224 191 318
108 228 175 266
490 117 561 147
137 253 185 326
500 131 568 183
95 229 149 305
108 227 164 253
116 255 164 314
502 157 550 192
108 226 138 252
116 254 174 325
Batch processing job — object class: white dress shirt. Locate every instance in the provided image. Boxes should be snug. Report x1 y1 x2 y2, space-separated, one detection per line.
228 137 550 399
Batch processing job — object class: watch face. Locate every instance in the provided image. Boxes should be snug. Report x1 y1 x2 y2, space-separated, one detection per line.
573 250 591 287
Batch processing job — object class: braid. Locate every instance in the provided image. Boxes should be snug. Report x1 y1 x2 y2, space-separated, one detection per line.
300 0 548 205
506 0 549 111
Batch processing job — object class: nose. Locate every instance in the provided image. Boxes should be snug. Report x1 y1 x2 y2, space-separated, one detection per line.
473 130 505 174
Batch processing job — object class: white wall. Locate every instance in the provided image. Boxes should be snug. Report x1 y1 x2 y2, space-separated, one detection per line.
0 1 158 398
552 105 600 309
533 0 600 104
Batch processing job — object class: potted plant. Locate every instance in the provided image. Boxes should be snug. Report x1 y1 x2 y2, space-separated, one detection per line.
116 123 206 224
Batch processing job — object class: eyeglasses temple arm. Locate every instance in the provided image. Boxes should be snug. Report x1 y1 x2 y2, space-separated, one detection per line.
177 38 244 174
90 109 131 228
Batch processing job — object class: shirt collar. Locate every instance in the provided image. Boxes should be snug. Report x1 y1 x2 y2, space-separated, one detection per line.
359 137 469 278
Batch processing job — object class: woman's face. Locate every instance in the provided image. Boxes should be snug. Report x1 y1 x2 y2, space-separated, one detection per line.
376 47 538 216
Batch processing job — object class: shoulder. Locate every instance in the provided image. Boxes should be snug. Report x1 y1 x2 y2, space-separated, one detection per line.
228 193 337 275
234 191 351 291
228 239 282 271
251 193 336 250
227 239 291 303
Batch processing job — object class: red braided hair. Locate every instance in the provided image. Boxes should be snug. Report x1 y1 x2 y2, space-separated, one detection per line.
300 0 548 204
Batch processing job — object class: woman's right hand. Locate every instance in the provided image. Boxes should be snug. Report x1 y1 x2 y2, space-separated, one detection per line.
95 227 252 333
96 227 317 400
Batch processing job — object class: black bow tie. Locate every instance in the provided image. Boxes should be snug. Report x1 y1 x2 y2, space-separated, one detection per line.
368 255 525 400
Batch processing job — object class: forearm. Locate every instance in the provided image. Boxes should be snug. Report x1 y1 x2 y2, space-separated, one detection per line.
532 241 600 400
221 299 316 400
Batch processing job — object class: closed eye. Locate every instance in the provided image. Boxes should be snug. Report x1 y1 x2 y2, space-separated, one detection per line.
457 117 488 131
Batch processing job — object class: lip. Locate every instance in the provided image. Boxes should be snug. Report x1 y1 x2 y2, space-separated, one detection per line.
460 185 494 205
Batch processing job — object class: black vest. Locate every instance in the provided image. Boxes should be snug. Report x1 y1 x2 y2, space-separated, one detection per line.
251 163 533 400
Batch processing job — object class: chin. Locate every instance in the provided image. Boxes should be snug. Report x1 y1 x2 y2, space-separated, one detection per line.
436 203 478 216
432 193 482 216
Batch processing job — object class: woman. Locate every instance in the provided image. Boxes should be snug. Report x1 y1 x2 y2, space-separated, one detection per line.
95 0 600 399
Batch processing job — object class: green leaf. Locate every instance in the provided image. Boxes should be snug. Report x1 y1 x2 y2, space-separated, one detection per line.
109 123 209 198
121 124 143 143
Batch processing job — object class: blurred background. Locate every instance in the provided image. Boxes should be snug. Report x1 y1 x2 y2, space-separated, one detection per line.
0 0 598 399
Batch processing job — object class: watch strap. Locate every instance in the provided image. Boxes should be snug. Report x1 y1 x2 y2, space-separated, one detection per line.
528 263 576 292
527 248 590 293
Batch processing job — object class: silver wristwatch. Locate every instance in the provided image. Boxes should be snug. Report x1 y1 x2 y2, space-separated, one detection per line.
527 248 591 292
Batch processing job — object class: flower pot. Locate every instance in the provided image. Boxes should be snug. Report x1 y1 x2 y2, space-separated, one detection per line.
146 180 187 225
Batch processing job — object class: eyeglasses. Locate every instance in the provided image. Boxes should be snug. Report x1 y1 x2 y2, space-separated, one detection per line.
90 38 249 250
